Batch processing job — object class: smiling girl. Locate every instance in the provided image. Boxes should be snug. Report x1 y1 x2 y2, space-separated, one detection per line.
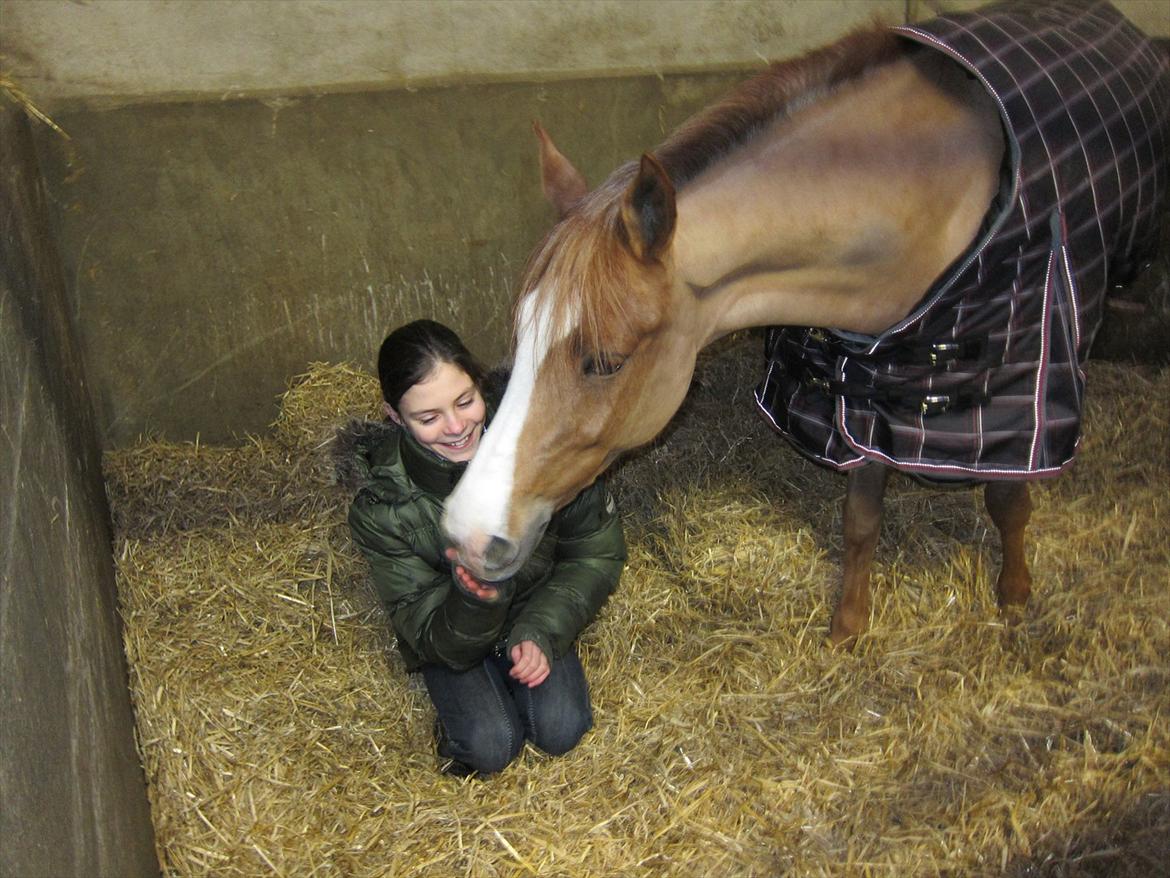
345 320 626 776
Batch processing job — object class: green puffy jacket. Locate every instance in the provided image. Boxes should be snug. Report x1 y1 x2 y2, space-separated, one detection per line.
345 420 626 672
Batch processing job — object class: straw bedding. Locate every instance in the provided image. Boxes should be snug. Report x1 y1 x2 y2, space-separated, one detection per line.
105 333 1169 877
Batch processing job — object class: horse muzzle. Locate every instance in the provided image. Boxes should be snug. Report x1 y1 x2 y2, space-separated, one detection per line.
441 505 551 582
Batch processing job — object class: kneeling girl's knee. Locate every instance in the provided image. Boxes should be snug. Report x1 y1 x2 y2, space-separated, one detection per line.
532 703 592 757
462 716 524 774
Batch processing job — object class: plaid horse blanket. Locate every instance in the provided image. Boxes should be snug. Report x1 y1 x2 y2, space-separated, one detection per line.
755 0 1169 481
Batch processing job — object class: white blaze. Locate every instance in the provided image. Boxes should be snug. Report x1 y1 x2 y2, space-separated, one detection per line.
441 290 570 571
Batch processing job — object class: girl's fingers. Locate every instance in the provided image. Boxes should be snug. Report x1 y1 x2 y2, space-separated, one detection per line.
454 565 497 600
525 665 550 687
509 643 549 687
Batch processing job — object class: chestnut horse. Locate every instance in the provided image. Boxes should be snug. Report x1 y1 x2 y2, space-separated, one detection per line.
442 2 1168 645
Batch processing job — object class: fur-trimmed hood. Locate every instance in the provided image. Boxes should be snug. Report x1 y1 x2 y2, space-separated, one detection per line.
332 418 399 494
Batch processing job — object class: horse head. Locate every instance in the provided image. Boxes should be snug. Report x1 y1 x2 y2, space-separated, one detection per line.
441 126 699 581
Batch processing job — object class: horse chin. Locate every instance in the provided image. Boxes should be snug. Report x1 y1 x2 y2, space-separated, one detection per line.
448 507 552 583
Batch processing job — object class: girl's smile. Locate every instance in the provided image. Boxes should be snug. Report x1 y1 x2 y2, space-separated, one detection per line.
389 360 486 463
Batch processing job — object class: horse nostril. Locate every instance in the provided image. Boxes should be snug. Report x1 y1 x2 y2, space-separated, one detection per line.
484 536 519 572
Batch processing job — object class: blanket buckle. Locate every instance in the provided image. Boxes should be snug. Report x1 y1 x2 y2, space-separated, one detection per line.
929 342 960 366
921 394 952 415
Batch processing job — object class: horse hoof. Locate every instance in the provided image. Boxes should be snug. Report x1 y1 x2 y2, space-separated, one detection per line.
827 633 858 651
998 602 1028 627
829 603 867 649
995 570 1032 610
827 620 862 650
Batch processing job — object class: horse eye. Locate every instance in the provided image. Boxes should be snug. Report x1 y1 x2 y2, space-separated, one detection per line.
582 353 625 377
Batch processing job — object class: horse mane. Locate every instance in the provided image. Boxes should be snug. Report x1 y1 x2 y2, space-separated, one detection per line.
656 24 906 186
519 23 907 363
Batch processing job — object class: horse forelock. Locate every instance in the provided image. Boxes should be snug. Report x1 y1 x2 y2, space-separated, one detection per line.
518 174 659 370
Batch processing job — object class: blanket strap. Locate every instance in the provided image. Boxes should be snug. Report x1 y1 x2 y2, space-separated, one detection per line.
774 330 991 416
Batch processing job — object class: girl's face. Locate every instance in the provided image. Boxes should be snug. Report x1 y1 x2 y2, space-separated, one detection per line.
388 360 486 463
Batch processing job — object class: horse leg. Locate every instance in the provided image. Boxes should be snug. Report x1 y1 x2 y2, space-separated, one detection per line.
983 480 1033 609
830 462 889 647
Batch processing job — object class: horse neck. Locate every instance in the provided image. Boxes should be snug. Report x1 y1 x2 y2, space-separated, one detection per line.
669 55 1002 344
669 165 870 339
672 159 891 342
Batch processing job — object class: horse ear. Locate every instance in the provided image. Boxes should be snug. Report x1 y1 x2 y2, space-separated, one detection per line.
534 121 588 218
620 153 677 263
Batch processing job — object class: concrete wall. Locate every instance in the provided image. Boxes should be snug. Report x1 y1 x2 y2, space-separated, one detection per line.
29 72 758 444
2 0 904 105
0 105 159 878
4 1 1166 107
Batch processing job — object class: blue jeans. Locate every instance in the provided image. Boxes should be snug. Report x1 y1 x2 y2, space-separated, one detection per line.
421 645 593 775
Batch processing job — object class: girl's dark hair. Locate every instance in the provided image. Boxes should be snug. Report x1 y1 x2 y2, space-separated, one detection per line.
377 320 485 411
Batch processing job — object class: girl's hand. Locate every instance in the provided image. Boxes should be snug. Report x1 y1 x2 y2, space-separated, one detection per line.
509 641 550 688
446 548 500 601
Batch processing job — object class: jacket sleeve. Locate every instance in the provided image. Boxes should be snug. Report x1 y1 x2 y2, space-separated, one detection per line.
505 479 626 661
348 491 512 671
